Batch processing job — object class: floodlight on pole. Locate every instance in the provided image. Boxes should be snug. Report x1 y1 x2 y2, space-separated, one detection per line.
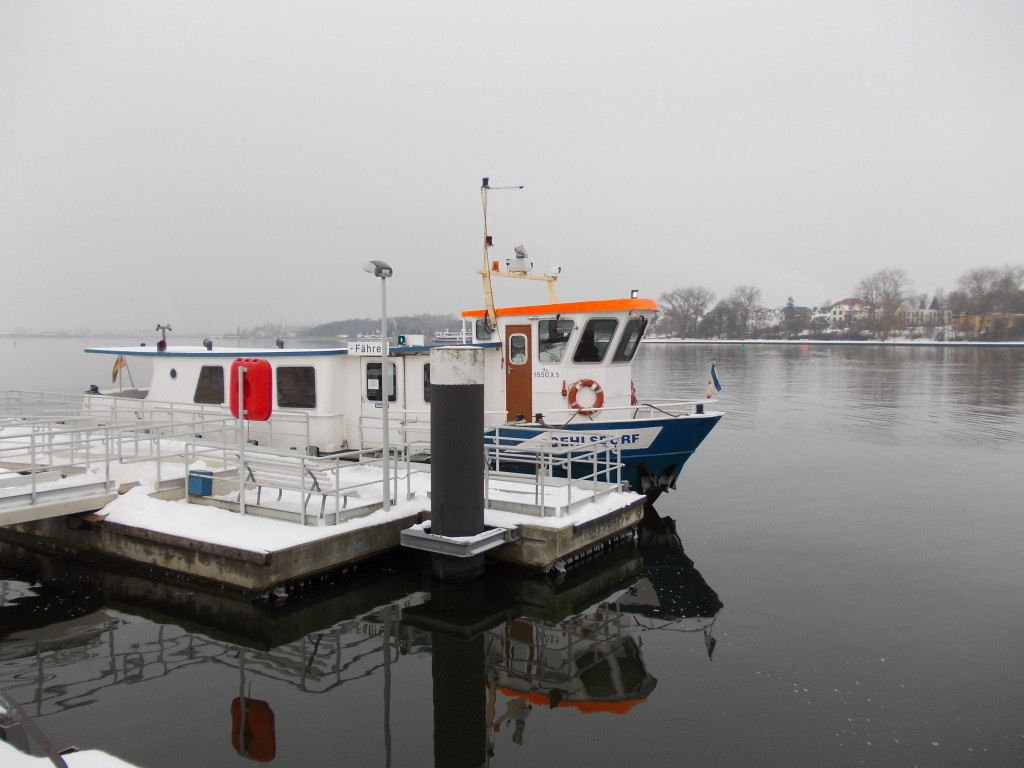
363 260 393 511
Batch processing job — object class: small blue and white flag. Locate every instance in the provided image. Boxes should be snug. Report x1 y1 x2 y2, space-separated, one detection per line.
706 363 722 399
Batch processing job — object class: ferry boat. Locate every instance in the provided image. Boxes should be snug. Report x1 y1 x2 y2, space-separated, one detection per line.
432 329 473 344
83 180 721 501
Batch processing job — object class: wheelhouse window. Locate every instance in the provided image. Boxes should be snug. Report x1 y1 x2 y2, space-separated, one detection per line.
423 363 431 403
193 365 224 404
508 334 528 365
612 315 648 362
475 317 495 341
367 362 397 402
572 318 617 363
538 318 575 363
277 366 316 408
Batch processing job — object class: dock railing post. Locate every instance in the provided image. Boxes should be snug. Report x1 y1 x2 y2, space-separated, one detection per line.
238 365 246 516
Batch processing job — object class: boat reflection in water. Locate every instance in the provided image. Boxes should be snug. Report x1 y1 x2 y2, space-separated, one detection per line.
0 508 721 765
482 507 723 731
621 506 725 658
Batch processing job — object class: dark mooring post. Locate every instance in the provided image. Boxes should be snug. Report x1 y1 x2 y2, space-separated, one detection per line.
430 346 485 580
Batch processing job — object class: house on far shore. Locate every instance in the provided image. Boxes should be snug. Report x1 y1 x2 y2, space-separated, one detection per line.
952 312 1024 339
899 298 950 333
828 298 871 329
749 307 779 332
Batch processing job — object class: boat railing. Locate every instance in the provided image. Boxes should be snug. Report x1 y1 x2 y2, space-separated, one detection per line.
356 408 509 453
181 438 432 521
114 414 245 487
329 439 432 509
0 389 88 419
393 439 432 502
356 409 430 451
0 418 121 500
0 408 254 501
83 393 315 453
542 398 719 422
485 425 625 515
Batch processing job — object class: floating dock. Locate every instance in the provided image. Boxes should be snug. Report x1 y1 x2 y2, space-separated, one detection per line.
0 394 645 598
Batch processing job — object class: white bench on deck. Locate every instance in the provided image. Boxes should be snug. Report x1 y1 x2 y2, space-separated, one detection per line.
237 451 361 525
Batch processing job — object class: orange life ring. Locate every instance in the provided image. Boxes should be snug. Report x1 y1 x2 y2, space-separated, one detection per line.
567 379 605 415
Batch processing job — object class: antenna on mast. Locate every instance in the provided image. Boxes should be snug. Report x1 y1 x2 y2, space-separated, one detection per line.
480 177 524 325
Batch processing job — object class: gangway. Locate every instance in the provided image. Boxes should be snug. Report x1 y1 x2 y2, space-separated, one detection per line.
0 480 118 526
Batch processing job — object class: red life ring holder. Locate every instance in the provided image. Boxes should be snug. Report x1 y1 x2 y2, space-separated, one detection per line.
567 379 605 416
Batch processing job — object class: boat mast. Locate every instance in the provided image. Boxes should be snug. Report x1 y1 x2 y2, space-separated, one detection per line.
481 177 497 326
478 177 558 325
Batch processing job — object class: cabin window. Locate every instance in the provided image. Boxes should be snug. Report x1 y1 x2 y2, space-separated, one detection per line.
538 319 575 363
572 318 617 363
367 362 397 402
475 317 494 341
423 363 431 403
612 316 648 362
193 365 224 404
509 334 528 365
277 366 317 408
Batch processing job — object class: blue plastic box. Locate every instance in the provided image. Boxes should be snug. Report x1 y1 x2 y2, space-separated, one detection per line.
188 470 213 496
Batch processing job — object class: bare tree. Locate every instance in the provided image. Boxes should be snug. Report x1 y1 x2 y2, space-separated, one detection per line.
953 267 1002 315
992 266 1024 314
857 268 911 339
729 285 761 336
657 289 690 336
659 287 716 337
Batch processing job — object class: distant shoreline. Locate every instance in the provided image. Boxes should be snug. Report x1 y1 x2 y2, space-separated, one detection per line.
4 331 1023 349
642 338 1024 348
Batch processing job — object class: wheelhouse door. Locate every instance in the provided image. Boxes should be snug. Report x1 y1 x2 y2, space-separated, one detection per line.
504 324 532 421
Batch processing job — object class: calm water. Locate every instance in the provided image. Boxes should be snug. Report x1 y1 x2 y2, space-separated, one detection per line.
1 340 1022 767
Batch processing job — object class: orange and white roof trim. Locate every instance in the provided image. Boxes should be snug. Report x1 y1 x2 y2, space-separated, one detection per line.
462 297 658 319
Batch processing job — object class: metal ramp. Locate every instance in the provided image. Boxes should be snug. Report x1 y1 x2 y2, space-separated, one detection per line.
0 479 117 526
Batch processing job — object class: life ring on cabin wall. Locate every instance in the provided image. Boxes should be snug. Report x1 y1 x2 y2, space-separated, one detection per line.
567 379 605 416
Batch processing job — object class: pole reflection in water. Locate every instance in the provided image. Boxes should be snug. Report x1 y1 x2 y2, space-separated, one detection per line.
0 509 722 766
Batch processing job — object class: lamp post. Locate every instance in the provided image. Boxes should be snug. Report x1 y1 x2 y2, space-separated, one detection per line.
363 259 393 511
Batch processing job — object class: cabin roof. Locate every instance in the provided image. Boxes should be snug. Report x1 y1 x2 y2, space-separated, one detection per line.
84 346 351 358
462 297 658 319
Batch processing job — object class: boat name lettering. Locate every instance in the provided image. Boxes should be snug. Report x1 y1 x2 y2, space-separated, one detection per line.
514 426 663 451
551 432 642 445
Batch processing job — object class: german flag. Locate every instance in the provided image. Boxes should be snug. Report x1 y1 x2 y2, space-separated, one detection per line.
111 355 128 383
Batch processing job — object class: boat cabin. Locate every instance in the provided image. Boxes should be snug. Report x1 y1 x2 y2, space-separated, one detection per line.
84 297 657 457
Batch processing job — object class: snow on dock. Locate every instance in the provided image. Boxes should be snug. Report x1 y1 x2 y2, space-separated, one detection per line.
0 397 645 595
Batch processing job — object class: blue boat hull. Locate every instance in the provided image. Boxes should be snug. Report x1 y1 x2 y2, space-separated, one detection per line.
488 413 722 502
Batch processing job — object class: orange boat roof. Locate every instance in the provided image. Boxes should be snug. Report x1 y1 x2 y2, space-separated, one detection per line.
462 297 658 319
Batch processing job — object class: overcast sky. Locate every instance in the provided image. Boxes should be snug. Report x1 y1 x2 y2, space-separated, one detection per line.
2 0 1022 334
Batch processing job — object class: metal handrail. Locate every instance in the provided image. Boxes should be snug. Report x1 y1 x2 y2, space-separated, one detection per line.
0 422 118 501
543 398 718 419
485 425 624 515
83 392 315 451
